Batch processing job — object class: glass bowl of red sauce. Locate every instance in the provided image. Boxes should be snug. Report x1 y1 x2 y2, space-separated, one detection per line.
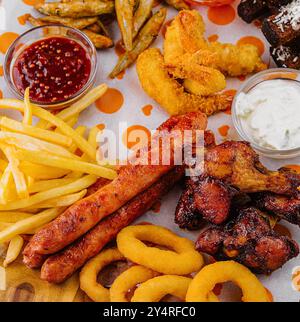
4 25 97 109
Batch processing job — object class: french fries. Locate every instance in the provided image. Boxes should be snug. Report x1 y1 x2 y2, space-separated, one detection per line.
0 207 66 243
0 175 97 211
0 117 72 147
0 84 117 268
23 88 33 125
0 212 33 223
15 150 116 179
3 235 24 267
0 266 5 291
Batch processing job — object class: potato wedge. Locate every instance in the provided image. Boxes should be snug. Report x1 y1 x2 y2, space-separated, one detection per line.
40 16 98 29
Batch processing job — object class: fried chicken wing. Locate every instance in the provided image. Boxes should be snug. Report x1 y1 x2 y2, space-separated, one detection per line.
136 48 231 116
203 141 300 195
175 141 300 227
254 192 300 226
164 10 267 77
195 207 299 274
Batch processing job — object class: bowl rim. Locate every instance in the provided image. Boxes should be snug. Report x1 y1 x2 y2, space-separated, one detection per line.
4 24 98 108
232 67 300 156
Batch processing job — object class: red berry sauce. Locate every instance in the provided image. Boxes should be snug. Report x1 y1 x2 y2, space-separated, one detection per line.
12 37 91 104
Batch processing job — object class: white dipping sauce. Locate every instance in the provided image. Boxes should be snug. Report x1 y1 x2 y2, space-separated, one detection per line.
236 79 300 150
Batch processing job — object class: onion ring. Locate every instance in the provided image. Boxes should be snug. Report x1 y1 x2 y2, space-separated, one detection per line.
131 275 192 302
117 225 203 275
79 248 125 302
110 265 159 302
186 261 270 302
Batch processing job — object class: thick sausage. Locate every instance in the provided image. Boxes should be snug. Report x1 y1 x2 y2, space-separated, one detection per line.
24 112 207 255
40 167 184 283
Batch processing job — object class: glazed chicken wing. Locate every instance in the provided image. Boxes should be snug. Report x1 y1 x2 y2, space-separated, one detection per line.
195 207 299 274
175 141 300 227
254 192 300 226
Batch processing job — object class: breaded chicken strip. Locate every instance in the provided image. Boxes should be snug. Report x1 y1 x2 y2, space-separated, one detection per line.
164 10 267 77
136 48 231 116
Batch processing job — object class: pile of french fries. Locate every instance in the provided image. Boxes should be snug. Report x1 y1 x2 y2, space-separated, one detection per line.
0 83 116 269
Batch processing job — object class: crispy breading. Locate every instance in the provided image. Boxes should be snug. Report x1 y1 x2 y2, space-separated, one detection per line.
164 10 267 77
136 48 231 116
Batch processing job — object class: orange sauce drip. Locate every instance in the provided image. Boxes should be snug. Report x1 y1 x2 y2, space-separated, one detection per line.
0 32 20 54
218 125 230 137
122 125 151 150
142 104 153 116
97 123 106 131
274 224 292 239
237 36 265 56
207 5 236 25
115 39 126 57
22 0 44 6
208 34 219 42
116 70 125 80
151 200 161 213
222 89 237 115
162 19 174 38
0 90 3 99
238 75 246 81
18 14 30 25
95 88 124 114
0 65 3 77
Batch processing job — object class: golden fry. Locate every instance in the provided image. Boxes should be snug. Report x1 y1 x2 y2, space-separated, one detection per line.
28 178 75 193
0 117 72 148
35 1 115 18
132 0 153 38
3 235 24 267
15 149 117 179
23 88 33 125
0 175 97 211
110 8 167 78
82 29 113 49
115 0 135 51
20 161 70 180
0 207 66 243
0 212 33 223
1 145 28 200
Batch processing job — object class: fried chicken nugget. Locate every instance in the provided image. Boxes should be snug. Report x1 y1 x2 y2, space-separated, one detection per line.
136 48 231 116
164 10 267 77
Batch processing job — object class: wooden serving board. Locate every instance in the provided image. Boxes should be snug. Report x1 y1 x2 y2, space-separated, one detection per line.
0 254 84 302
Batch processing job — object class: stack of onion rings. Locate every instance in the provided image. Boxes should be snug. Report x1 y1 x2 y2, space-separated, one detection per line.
186 261 270 302
116 225 203 275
